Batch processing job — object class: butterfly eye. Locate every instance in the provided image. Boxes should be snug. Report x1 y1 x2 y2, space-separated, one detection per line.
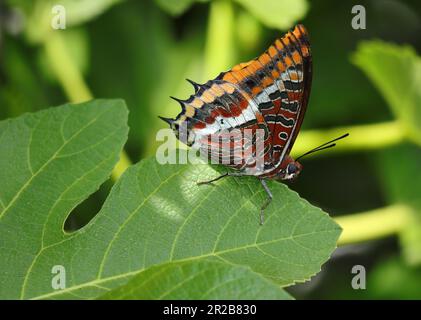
287 163 297 174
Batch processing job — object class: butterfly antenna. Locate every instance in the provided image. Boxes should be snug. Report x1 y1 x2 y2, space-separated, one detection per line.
296 133 349 161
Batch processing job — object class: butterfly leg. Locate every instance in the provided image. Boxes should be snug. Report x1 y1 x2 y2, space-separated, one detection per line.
197 171 244 185
259 179 273 225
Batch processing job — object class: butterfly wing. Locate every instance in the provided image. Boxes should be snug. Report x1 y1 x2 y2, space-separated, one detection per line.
164 25 312 175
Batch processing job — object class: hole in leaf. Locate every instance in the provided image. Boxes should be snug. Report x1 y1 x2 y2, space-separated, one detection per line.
64 180 113 233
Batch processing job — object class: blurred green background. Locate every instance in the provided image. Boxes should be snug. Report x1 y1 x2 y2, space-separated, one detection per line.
1 0 421 299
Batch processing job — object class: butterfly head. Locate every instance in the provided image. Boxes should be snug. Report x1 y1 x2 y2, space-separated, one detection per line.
277 156 303 181
276 133 350 181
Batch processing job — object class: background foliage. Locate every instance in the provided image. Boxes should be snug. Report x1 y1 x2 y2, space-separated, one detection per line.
1 0 421 299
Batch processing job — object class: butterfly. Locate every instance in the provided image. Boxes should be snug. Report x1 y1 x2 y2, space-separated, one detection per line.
160 24 346 224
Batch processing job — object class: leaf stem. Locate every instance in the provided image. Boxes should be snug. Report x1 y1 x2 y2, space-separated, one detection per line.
291 120 406 157
335 204 413 245
44 32 92 102
43 32 131 180
204 0 235 79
